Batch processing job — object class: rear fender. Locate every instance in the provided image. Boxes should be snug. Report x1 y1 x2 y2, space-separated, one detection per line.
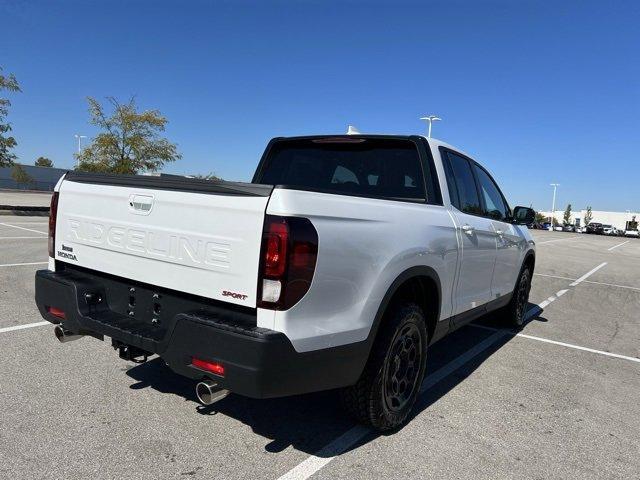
366 266 442 348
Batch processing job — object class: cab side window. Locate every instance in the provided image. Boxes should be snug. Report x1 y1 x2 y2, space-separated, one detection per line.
473 165 509 221
444 152 482 215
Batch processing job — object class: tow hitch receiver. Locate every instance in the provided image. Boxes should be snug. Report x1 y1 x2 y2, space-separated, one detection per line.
112 339 150 363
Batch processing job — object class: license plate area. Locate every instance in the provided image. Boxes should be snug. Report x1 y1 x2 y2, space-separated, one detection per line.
57 261 258 344
124 286 164 327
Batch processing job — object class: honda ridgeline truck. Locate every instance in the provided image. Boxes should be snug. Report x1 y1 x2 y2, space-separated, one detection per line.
35 135 536 431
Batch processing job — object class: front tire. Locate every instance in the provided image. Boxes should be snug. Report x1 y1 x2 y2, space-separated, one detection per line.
502 265 532 328
341 303 427 431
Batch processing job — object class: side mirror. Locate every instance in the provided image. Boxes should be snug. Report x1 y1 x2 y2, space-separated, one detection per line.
513 206 536 225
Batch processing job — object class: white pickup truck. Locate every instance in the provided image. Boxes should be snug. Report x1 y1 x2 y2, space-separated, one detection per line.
36 134 536 431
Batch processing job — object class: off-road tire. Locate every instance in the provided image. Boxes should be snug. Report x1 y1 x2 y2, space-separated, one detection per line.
340 303 427 431
501 266 532 328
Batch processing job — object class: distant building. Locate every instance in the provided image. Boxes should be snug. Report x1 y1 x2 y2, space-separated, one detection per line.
539 209 639 230
0 163 68 191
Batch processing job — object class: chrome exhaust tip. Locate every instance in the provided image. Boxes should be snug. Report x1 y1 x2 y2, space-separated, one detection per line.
54 325 84 343
195 379 230 406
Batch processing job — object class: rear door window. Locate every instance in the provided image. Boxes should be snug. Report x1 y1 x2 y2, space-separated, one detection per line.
257 138 427 201
444 151 482 215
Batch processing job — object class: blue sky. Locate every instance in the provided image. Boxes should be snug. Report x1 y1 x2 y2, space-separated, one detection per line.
2 0 639 211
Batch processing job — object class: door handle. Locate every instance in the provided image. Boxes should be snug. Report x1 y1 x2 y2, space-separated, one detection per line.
461 224 475 235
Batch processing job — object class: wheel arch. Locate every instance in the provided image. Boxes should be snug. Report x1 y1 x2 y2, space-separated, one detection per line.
367 266 442 348
523 249 536 274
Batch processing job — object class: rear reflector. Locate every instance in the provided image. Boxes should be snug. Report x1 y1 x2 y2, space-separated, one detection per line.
46 306 66 320
191 357 225 377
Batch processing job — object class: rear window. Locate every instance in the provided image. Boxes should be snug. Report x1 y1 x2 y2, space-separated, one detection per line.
256 138 427 201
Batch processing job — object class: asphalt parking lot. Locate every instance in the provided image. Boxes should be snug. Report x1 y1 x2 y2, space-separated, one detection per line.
1 219 639 479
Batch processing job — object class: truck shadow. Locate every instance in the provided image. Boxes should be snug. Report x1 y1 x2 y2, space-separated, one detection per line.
126 302 546 457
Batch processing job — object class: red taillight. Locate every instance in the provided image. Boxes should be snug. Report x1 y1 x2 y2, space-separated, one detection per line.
48 192 59 258
46 306 66 320
264 219 288 277
257 215 318 310
191 357 225 376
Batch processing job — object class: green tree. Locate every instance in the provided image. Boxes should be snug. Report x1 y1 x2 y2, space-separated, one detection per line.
563 203 572 225
34 156 53 167
11 164 33 189
76 96 181 174
534 211 546 224
0 67 21 167
584 206 593 226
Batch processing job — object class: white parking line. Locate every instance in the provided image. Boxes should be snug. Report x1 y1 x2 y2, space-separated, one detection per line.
536 236 581 245
0 261 48 268
534 273 640 292
0 222 47 235
0 236 47 240
526 291 563 317
493 261 640 363
583 280 640 291
277 331 506 480
0 321 50 334
608 240 630 251
277 426 369 480
2 222 48 225
569 262 607 286
527 262 606 317
470 324 640 364
535 289 568 311
516 333 640 364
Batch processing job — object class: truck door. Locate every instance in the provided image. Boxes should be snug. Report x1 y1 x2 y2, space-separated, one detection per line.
442 150 497 318
471 163 522 299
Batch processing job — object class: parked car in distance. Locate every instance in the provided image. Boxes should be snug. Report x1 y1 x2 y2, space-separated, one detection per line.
586 222 602 234
35 134 537 431
542 222 551 230
602 225 616 235
562 224 575 232
624 219 638 237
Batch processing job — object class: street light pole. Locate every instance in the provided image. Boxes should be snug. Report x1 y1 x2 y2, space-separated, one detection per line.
550 183 560 231
74 134 86 167
419 115 441 138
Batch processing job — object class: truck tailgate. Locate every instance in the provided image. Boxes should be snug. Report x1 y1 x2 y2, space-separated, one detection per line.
54 174 272 307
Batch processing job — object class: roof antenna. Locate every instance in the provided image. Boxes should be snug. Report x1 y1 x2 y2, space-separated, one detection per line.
346 125 360 135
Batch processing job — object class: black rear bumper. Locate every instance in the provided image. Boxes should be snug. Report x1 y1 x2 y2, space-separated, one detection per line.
34 267 368 399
